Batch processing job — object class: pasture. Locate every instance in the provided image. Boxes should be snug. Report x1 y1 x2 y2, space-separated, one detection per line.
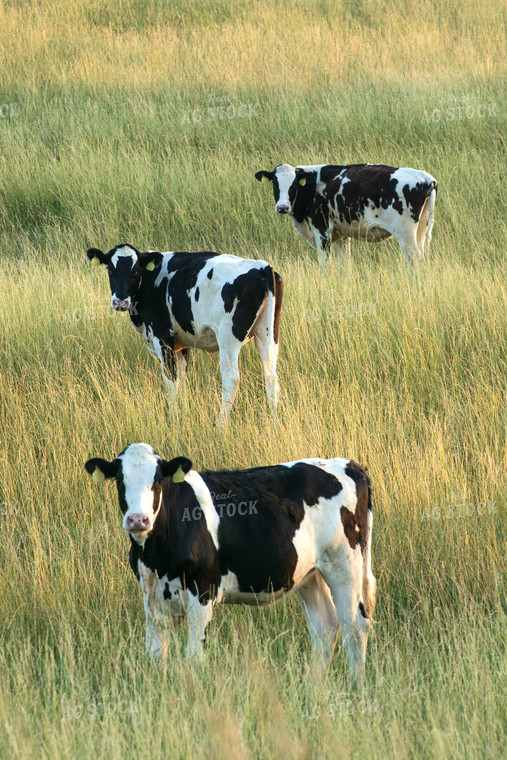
0 1 505 758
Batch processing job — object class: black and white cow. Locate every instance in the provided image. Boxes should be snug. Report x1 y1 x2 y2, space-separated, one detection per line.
86 245 283 423
85 443 376 681
255 163 438 267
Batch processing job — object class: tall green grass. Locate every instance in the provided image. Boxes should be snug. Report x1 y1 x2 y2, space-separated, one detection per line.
0 1 505 758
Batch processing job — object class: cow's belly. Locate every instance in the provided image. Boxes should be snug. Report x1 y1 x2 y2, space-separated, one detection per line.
222 589 288 606
292 215 392 245
219 570 291 606
173 325 219 353
332 220 392 243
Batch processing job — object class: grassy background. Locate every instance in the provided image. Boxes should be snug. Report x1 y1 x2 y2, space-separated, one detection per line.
0 1 505 758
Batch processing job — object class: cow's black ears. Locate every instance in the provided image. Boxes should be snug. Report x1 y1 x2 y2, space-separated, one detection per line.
255 170 275 183
160 457 193 483
138 252 163 272
86 248 108 267
85 457 118 483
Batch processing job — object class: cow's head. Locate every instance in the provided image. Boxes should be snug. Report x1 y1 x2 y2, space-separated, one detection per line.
85 443 192 544
86 244 161 312
255 164 309 215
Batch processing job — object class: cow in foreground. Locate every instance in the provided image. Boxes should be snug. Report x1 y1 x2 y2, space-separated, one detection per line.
86 244 283 424
85 443 376 682
255 163 438 267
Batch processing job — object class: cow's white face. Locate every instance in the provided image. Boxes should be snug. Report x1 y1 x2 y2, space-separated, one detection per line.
273 164 297 214
86 244 148 313
117 444 164 543
255 164 309 215
109 246 139 311
85 444 193 546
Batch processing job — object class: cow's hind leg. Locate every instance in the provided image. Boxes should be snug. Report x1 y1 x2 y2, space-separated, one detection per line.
395 225 423 265
218 338 243 425
319 548 371 683
253 312 279 415
296 570 339 679
416 197 431 254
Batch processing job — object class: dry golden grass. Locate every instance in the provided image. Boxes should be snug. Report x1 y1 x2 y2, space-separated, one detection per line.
0 1 505 758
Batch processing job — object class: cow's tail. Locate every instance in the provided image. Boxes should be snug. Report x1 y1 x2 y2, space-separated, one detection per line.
362 480 376 624
267 267 283 347
424 178 438 248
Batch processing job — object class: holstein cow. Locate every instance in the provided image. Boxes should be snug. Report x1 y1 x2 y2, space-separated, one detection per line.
85 443 376 682
86 244 283 423
255 163 438 267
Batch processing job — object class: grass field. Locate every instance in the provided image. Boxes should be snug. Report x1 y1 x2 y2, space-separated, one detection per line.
0 1 505 758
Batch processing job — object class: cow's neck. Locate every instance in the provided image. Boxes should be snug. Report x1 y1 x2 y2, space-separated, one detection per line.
291 172 317 223
131 507 172 577
128 296 142 326
128 272 157 325
129 480 208 580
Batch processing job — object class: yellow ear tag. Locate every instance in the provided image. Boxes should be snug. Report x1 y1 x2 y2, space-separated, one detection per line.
91 256 101 267
299 178 307 186
92 466 105 483
172 465 185 483
146 261 155 271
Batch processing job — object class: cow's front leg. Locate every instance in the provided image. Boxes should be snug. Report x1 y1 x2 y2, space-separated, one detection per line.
152 338 180 401
185 591 214 659
315 233 332 269
140 575 168 662
146 331 178 398
136 322 161 361
145 608 167 662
